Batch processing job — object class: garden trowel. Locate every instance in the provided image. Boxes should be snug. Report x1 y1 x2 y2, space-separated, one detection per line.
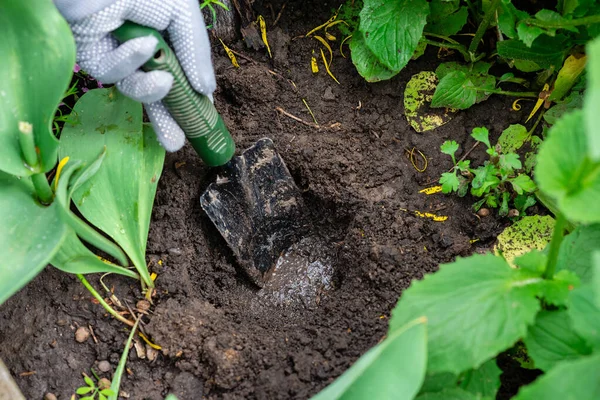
114 23 307 286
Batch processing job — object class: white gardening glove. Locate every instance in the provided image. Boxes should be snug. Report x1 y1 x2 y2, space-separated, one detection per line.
53 0 216 152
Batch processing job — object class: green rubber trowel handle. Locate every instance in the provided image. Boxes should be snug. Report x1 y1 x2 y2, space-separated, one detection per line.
113 22 235 167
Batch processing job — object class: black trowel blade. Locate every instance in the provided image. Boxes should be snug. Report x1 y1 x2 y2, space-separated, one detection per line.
200 138 309 286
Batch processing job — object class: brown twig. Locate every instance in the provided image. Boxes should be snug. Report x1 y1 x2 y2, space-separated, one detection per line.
275 107 320 128
447 141 481 172
228 48 258 64
273 3 286 26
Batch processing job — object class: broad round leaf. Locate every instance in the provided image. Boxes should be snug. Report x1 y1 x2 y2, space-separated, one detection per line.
0 171 67 304
349 33 397 82
535 110 600 223
494 215 555 267
59 88 165 287
389 254 542 374
359 0 429 72
523 310 591 372
557 224 600 283
0 0 75 176
311 317 427 400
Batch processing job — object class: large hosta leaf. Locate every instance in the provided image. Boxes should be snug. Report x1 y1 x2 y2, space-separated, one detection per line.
389 254 542 374
311 317 427 400
59 88 165 287
349 33 397 82
0 0 75 176
359 0 429 72
0 171 67 305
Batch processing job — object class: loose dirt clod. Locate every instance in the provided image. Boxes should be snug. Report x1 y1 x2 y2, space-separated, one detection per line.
97 360 111 372
98 378 111 390
136 300 151 312
74 327 89 343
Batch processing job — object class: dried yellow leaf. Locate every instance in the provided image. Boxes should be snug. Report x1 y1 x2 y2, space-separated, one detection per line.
218 38 239 68
340 35 352 58
138 332 162 350
526 83 549 123
54 156 70 191
258 15 272 58
313 35 333 65
414 210 448 222
311 55 319 73
325 32 336 41
419 186 443 195
320 48 340 85
305 5 341 37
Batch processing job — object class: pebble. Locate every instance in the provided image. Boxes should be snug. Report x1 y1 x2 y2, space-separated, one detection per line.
477 208 490 217
136 300 151 312
44 393 57 400
322 86 336 101
75 327 90 343
168 247 182 256
98 378 111 390
98 360 111 372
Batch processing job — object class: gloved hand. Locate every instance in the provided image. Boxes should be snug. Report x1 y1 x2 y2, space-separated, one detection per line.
53 0 216 152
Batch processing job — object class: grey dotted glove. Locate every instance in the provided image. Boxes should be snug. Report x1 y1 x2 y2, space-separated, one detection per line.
53 0 216 152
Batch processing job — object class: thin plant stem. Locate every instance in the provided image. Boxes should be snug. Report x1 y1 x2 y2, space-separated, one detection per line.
31 173 54 204
474 88 539 98
77 274 135 327
468 0 502 56
423 32 461 45
543 212 567 279
525 14 600 29
421 38 470 61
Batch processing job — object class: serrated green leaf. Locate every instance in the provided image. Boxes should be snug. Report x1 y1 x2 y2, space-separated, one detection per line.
498 124 528 153
537 270 580 306
426 2 468 37
535 110 600 224
498 0 530 39
568 285 600 349
459 358 502 399
500 153 522 171
350 33 397 82
471 163 498 190
416 388 479 400
431 71 495 110
585 36 600 161
514 194 537 215
312 317 427 400
495 215 555 266
389 254 543 374
59 88 165 288
76 386 93 395
557 224 600 282
441 140 459 160
510 174 536 195
497 38 567 69
0 0 76 176
440 172 460 193
359 0 430 72
471 127 491 148
514 353 600 399
524 310 591 372
0 171 67 305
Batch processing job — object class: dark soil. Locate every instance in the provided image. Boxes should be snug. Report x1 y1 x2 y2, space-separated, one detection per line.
0 1 543 399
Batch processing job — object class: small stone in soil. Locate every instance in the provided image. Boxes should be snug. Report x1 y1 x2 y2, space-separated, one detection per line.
322 87 336 101
97 360 111 372
75 327 90 343
98 377 111 390
136 300 151 312
44 393 57 400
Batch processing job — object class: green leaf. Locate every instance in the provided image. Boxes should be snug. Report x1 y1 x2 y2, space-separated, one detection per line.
100 389 116 396
83 375 95 387
431 71 496 110
498 124 528 153
440 172 460 193
76 386 93 395
544 90 584 125
494 215 555 267
459 358 502 399
557 224 600 282
311 317 427 400
359 0 430 72
535 110 600 224
585 36 600 161
109 319 140 400
441 140 459 161
497 38 567 69
416 388 479 400
498 0 530 39
389 254 543 374
471 163 497 189
517 22 548 47
499 191 510 217
471 127 491 148
513 353 600 400
548 54 587 102
515 250 547 274
537 270 580 306
418 373 458 395
350 33 397 82
0 171 67 305
0 0 75 176
59 88 166 288
510 174 536 195
426 1 468 37
569 285 600 349
500 153 522 171
523 310 591 372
